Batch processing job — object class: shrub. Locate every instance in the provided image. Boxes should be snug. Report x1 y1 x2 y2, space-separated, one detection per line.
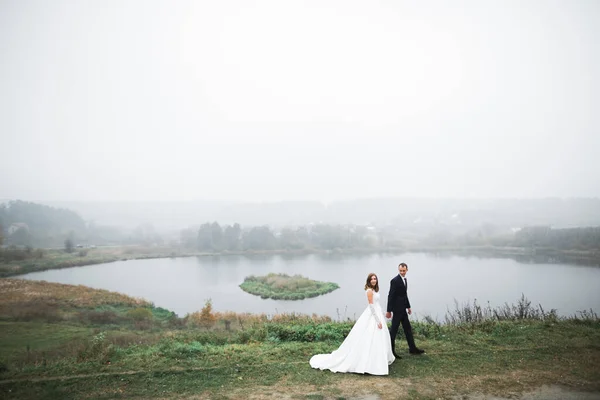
77 332 113 363
172 341 206 358
4 302 64 322
152 307 177 321
167 315 186 329
79 310 122 325
65 239 74 253
126 307 153 321
0 246 38 262
108 332 155 347
187 299 217 328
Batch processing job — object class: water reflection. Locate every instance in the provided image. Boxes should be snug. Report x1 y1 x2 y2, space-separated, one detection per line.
18 252 600 321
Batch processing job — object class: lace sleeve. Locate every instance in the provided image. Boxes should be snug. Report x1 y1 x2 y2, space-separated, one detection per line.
366 289 381 325
369 303 382 325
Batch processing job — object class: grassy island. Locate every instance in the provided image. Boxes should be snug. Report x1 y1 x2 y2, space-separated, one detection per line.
239 273 339 300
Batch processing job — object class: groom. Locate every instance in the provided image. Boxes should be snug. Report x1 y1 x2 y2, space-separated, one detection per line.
386 262 425 357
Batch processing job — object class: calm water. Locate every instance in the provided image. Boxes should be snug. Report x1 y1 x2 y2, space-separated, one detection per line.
19 252 600 321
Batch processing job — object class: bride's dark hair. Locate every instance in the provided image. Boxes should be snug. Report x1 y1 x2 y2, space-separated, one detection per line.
364 273 379 292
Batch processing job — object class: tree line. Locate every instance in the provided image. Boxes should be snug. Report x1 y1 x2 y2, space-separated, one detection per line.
0 200 86 248
1 200 599 254
512 226 600 250
179 222 384 252
178 222 600 253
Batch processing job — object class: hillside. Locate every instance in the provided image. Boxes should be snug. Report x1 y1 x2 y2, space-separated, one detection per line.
0 279 598 399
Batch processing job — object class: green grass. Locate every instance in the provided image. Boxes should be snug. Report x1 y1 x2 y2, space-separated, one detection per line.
0 322 93 361
0 280 599 399
1 319 599 399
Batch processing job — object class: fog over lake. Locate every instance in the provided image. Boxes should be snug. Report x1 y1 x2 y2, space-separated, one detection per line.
20 253 600 321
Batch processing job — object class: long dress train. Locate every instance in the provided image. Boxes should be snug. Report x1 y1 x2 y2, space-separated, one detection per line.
309 289 395 375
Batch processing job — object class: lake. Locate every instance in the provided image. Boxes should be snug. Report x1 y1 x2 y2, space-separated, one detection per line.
19 252 600 321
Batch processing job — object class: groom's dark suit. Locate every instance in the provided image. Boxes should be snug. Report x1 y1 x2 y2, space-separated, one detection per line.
386 274 417 354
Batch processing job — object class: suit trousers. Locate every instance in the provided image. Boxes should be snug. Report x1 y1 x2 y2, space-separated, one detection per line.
389 311 416 352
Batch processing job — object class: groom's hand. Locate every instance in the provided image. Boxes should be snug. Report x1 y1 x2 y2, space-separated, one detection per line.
385 312 391 319
407 308 412 315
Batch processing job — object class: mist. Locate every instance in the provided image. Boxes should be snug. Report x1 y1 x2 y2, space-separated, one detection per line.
1 0 599 203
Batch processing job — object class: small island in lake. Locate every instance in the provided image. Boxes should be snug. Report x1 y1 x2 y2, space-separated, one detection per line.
239 273 339 300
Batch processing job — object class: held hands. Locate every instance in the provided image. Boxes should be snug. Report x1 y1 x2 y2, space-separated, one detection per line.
377 322 382 329
385 310 412 317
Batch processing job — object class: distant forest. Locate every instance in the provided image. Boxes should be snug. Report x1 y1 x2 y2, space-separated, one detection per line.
0 201 86 248
1 199 600 253
181 222 600 253
37 197 600 230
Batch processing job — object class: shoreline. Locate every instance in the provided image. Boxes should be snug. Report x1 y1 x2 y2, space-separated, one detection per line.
1 245 599 278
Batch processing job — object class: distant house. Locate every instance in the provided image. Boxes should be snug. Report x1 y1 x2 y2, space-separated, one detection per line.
8 223 30 235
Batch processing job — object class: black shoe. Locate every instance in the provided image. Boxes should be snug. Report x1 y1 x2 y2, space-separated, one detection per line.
392 352 402 359
409 348 425 355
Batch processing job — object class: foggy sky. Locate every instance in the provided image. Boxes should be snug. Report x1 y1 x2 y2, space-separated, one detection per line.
1 0 599 203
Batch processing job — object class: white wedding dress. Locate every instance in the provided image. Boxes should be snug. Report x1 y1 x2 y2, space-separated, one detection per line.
309 289 395 375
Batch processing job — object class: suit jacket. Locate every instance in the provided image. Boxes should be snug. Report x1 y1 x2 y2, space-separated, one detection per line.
386 274 411 314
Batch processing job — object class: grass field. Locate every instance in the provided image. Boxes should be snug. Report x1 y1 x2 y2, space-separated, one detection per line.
0 279 599 399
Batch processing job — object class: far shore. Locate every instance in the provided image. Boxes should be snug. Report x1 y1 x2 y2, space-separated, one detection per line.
1 244 598 278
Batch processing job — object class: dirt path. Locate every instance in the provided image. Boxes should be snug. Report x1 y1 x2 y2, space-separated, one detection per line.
451 386 600 400
1 368 598 400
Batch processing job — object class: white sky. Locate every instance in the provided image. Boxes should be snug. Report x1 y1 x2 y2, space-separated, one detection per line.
1 0 598 202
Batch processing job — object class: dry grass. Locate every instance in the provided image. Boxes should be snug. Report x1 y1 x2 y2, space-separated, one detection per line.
196 311 333 331
119 246 177 256
270 312 332 324
263 274 312 290
0 245 199 278
209 312 269 331
217 368 600 400
0 278 150 308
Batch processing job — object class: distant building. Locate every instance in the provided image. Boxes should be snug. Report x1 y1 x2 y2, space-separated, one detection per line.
8 223 30 235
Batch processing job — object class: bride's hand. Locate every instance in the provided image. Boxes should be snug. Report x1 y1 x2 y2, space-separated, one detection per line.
377 322 382 329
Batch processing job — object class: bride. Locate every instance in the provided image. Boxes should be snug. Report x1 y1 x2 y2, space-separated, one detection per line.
309 273 395 375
